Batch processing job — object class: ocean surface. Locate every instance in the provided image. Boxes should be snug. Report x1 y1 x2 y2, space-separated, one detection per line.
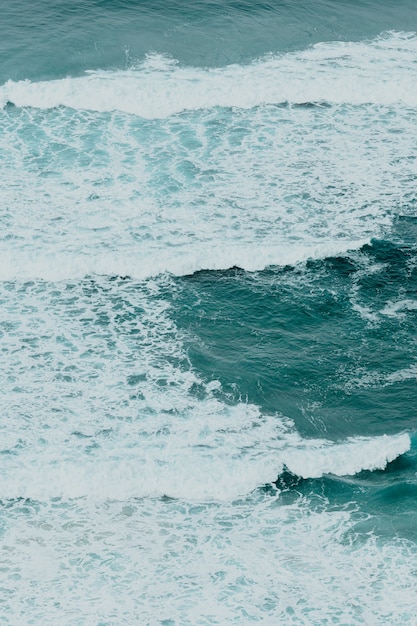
1 0 417 623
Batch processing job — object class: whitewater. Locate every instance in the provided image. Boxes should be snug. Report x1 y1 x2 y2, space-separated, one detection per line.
2 33 417 116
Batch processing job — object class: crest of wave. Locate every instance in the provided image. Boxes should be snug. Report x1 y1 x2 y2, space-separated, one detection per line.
1 32 417 117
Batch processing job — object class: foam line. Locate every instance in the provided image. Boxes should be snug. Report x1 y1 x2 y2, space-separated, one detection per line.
0 433 410 502
1 32 416 117
0 239 370 282
283 433 411 479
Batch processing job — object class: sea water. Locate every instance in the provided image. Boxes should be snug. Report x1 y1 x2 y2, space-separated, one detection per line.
1 1 417 623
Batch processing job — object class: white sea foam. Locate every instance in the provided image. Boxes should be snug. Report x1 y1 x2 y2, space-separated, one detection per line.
0 430 409 502
351 297 417 324
0 239 369 281
1 32 416 117
2 36 415 284
2 494 417 625
387 363 417 384
283 433 410 479
381 299 417 317
0 272 410 503
0 274 414 621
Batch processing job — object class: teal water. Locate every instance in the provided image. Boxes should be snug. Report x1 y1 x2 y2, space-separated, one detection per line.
1 0 417 623
2 0 417 81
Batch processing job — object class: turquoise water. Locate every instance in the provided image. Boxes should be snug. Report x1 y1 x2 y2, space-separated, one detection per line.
1 1 417 623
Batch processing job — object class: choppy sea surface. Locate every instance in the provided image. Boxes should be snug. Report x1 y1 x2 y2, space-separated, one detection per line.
1 1 417 623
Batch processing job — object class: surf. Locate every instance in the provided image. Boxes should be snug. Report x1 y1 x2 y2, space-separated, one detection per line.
0 427 410 501
1 32 417 117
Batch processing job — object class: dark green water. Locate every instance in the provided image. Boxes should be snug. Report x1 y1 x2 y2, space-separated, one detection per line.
172 232 417 439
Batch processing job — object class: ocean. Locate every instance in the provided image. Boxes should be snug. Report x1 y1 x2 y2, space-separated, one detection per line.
1 0 417 623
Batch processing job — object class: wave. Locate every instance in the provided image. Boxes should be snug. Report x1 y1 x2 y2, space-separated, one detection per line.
1 32 416 117
0 432 410 502
0 239 369 281
282 433 410 479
